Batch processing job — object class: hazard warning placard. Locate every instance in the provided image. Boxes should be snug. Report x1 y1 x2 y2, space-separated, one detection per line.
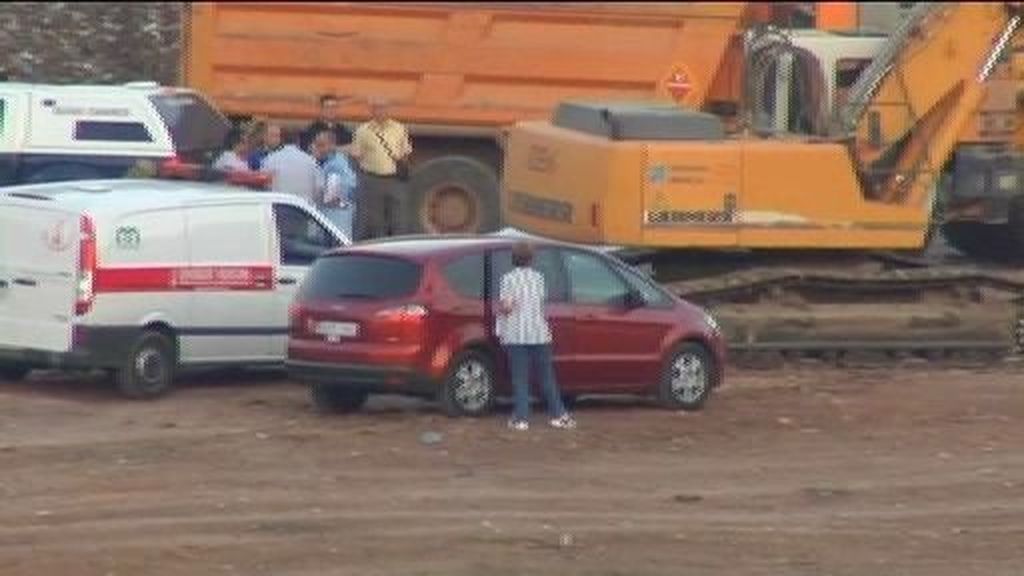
665 67 693 102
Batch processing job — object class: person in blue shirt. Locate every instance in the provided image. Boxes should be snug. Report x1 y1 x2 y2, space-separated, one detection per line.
246 121 281 172
312 129 359 242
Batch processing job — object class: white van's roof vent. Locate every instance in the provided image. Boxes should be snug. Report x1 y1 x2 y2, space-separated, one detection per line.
72 183 112 193
123 81 160 90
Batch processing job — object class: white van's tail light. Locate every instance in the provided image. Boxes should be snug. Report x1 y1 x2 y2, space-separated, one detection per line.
75 215 96 316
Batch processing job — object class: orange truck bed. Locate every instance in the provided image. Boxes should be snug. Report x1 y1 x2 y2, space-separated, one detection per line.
181 2 756 129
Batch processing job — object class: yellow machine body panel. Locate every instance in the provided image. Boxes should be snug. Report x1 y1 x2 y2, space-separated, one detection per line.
736 141 927 248
642 143 741 247
502 121 637 245
503 123 927 250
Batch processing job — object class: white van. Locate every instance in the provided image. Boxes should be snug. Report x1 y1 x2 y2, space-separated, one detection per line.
0 82 229 186
0 179 348 398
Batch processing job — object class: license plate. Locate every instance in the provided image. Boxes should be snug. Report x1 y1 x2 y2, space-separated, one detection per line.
313 321 359 341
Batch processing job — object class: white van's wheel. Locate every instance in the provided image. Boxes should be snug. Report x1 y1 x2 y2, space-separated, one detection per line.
0 363 30 381
117 331 176 400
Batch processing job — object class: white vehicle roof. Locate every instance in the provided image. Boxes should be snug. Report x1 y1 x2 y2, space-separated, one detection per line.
0 179 308 216
0 82 230 163
0 81 191 95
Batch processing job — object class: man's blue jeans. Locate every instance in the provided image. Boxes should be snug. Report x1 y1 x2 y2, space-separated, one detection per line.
505 343 567 421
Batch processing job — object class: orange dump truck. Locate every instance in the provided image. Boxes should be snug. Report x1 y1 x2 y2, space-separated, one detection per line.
181 2 795 234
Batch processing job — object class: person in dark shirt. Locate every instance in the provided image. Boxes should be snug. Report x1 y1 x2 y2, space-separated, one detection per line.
246 120 280 172
302 94 352 152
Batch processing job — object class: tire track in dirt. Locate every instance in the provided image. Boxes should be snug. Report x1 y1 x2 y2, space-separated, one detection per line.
0 368 1022 575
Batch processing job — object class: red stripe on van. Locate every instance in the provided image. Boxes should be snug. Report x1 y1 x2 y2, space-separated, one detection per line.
95 266 275 293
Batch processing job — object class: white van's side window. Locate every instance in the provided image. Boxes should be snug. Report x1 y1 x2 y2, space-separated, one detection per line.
74 120 153 143
0 98 11 184
187 204 271 263
0 96 11 151
111 209 187 264
273 204 339 266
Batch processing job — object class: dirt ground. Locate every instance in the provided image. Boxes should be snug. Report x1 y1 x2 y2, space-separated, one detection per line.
0 365 1022 576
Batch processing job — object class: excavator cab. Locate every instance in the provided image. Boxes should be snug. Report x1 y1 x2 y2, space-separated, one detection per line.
744 29 883 137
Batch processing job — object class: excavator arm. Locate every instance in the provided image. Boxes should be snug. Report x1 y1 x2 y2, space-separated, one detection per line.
836 3 1021 212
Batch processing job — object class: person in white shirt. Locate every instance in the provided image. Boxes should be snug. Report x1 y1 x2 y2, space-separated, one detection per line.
260 126 323 205
496 242 576 431
212 127 252 173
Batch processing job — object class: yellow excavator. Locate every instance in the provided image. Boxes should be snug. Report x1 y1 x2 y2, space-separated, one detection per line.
501 2 1024 364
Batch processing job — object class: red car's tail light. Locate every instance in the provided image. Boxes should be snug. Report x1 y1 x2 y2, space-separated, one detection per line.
289 302 312 336
375 304 428 323
374 304 428 343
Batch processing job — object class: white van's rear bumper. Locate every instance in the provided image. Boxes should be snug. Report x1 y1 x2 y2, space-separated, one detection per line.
0 326 140 370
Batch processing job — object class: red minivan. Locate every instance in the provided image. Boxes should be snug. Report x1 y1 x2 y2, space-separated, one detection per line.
287 236 726 416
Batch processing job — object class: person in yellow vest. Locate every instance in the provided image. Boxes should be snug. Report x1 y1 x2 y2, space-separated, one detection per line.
349 97 413 240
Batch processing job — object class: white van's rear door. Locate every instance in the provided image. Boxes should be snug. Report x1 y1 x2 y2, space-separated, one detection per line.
0 195 79 352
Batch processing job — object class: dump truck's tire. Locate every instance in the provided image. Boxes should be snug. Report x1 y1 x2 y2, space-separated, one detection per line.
404 156 500 235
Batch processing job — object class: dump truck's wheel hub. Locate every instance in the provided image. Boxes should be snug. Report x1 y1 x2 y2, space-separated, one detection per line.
423 184 480 234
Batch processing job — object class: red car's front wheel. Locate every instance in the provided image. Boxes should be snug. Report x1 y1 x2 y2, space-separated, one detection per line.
658 342 714 411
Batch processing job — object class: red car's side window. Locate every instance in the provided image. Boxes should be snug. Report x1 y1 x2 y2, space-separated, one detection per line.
441 253 486 300
488 248 568 303
563 250 631 306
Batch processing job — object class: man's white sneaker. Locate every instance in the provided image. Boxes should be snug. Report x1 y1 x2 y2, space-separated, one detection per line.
508 419 529 431
549 414 577 430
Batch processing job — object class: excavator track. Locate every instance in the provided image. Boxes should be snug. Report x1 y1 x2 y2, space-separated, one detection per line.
650 254 1024 370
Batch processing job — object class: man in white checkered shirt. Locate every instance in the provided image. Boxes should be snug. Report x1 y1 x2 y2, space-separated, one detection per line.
496 242 576 431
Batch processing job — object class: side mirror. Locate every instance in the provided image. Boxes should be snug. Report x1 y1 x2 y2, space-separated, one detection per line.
622 290 644 310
